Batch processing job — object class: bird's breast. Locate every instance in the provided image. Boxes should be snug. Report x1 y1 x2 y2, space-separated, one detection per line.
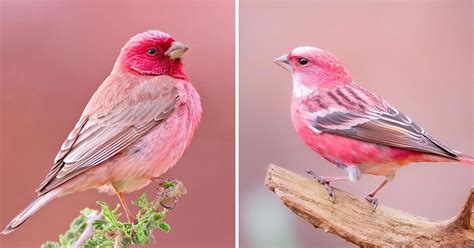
98 81 201 193
124 84 201 180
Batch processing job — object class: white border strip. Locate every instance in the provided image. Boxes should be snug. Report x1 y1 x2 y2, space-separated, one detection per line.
235 0 240 247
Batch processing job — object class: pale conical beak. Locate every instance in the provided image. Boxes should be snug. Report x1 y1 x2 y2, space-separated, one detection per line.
274 54 292 71
165 41 189 60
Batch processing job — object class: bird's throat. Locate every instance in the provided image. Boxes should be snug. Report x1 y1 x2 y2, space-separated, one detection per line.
292 74 315 98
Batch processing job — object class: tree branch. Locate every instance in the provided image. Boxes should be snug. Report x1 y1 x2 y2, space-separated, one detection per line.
265 164 474 247
72 212 102 248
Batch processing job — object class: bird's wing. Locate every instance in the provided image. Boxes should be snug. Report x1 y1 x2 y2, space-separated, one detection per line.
309 91 459 160
36 81 180 195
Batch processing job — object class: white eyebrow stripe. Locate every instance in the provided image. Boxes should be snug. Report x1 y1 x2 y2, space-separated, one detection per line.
291 46 322 56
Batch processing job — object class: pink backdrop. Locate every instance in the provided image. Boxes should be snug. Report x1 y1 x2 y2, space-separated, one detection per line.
240 1 473 247
0 1 235 247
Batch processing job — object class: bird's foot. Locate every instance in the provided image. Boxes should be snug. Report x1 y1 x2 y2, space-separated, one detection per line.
124 217 138 243
365 195 379 212
130 225 136 242
125 214 138 242
304 170 336 202
160 200 177 210
155 179 180 210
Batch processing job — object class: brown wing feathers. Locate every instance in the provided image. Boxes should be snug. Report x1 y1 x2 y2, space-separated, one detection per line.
312 106 459 160
36 87 180 196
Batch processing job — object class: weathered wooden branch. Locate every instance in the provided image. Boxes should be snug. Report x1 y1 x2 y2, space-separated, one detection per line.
265 164 474 247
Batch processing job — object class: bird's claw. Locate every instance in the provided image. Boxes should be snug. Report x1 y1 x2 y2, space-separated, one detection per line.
365 195 379 212
304 170 324 182
325 184 336 202
304 170 336 202
160 200 177 210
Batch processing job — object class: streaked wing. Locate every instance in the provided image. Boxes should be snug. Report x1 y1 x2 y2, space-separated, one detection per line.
311 105 459 159
37 87 180 195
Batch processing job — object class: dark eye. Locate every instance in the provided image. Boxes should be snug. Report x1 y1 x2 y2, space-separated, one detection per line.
298 57 309 65
147 47 158 56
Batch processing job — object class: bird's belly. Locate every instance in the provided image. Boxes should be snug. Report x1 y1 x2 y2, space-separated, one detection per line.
357 162 403 178
93 109 195 194
295 123 419 176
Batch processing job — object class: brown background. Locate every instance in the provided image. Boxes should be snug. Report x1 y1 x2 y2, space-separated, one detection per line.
240 0 473 247
0 0 235 247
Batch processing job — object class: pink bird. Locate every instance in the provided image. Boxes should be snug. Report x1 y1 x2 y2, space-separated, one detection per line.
2 30 201 234
275 46 474 207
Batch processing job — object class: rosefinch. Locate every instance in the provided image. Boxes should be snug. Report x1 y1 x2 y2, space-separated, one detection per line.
2 30 201 234
275 46 473 207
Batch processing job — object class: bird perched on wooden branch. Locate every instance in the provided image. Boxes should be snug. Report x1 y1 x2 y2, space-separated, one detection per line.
275 46 473 208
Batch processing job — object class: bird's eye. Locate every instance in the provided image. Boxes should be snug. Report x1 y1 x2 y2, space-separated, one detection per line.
298 57 309 65
147 47 158 56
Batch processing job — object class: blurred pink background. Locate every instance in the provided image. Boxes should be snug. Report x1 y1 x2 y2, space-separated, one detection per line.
240 0 473 247
0 0 234 247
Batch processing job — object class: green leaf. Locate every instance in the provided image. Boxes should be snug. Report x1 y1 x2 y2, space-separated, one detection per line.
159 222 171 233
40 242 59 248
42 192 173 247
134 193 149 209
163 181 176 189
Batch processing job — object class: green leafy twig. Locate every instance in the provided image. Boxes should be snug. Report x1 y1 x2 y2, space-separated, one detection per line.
42 180 186 248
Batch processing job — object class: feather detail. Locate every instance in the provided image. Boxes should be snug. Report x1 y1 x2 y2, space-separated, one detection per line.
292 81 461 170
36 74 182 195
2 188 64 234
307 84 459 159
459 154 474 166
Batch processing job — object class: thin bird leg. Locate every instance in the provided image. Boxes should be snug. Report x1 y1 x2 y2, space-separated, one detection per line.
365 179 389 211
305 170 349 202
112 184 134 224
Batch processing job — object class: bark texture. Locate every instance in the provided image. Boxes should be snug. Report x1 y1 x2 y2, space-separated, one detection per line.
265 164 474 247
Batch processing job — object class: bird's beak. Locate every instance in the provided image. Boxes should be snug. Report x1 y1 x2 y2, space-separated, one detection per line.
274 54 292 71
165 41 189 60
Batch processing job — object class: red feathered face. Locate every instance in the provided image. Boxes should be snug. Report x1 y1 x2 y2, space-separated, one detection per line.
120 30 188 79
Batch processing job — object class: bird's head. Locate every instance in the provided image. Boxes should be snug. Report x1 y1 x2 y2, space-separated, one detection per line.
274 46 352 92
118 30 188 79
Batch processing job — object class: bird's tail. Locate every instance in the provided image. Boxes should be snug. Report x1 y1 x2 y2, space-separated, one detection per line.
1 188 62 235
459 153 474 166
